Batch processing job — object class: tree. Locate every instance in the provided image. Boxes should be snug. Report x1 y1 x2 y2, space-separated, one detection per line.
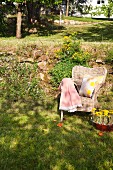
3 0 25 38
26 0 43 25
3 0 62 38
91 0 113 19
65 0 90 17
15 3 22 38
0 3 6 36
101 0 113 18
66 0 70 16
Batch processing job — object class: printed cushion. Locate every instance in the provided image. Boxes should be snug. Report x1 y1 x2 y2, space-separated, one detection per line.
79 76 104 98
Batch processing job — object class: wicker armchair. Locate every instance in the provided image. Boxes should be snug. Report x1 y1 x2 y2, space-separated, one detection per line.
72 66 107 112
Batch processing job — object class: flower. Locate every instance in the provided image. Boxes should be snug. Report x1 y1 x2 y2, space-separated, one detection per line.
57 123 63 127
92 108 96 112
98 132 103 136
103 110 109 116
91 108 112 117
109 110 113 114
91 108 113 125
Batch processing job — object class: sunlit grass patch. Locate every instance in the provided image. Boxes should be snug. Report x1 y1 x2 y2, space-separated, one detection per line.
0 99 113 170
0 20 113 169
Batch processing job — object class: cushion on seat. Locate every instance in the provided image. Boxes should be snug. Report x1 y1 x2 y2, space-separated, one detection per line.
79 76 104 98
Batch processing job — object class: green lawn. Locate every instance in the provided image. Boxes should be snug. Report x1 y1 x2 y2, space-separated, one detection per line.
0 99 113 170
0 18 113 170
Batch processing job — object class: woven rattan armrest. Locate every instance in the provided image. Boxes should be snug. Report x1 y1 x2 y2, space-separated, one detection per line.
72 66 107 112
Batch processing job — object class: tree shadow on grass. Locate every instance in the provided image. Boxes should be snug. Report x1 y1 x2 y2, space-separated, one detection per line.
76 22 113 42
0 17 66 38
0 97 113 170
22 22 66 38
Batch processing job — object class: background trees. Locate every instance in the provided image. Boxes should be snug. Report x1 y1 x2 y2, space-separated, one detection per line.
1 0 62 38
91 0 113 19
100 0 113 18
1 0 113 38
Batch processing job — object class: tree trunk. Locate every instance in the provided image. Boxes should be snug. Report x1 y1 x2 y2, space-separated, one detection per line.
16 4 22 38
66 0 69 16
26 1 33 24
26 1 41 24
59 9 62 25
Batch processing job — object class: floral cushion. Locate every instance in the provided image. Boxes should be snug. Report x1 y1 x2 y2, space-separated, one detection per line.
79 76 104 98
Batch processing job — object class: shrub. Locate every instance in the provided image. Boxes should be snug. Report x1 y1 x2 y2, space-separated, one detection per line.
0 56 44 102
50 60 75 87
105 49 113 64
50 35 91 87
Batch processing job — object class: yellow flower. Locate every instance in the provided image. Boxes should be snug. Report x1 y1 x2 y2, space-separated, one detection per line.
103 110 109 116
92 108 96 113
109 110 113 114
98 111 102 115
95 111 100 116
92 109 113 119
63 36 69 40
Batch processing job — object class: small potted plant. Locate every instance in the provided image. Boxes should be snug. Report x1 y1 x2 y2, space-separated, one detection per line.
91 108 113 131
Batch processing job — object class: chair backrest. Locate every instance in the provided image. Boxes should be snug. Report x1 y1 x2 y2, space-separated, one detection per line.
72 66 107 88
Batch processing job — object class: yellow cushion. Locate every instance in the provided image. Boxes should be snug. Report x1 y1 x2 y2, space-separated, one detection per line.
79 76 104 98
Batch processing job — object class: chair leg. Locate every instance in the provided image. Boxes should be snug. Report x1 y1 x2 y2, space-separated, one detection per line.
61 110 63 122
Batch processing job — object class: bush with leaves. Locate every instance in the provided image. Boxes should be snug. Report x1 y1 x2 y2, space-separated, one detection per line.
0 55 44 102
105 49 113 64
50 35 91 87
0 5 7 36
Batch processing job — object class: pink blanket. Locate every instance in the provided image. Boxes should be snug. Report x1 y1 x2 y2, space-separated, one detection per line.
59 78 82 112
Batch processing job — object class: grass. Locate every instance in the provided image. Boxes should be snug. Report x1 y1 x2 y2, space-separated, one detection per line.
63 16 104 22
0 17 113 170
0 99 113 170
1 20 113 51
0 35 63 51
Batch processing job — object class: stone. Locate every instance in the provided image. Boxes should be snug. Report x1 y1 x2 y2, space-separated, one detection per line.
39 73 45 80
37 55 48 62
38 61 47 70
96 59 104 64
69 20 76 25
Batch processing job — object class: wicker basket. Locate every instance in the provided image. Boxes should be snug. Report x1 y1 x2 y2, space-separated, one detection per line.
91 112 113 131
93 123 113 132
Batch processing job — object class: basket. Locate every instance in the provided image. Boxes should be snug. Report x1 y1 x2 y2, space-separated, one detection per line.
91 112 113 132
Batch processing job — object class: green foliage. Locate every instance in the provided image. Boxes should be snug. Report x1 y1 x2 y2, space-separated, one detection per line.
0 55 44 101
0 6 7 36
64 16 103 22
0 31 113 170
50 35 90 87
92 0 113 18
5 0 62 6
0 100 113 170
41 0 62 6
105 49 113 64
50 60 75 87
98 91 113 110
